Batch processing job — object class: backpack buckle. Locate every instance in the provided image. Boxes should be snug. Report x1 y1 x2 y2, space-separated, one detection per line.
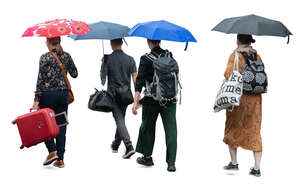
159 98 168 106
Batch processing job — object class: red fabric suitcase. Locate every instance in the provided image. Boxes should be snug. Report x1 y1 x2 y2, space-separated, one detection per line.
12 108 60 149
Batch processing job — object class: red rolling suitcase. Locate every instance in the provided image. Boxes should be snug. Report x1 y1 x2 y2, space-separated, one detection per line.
12 108 60 149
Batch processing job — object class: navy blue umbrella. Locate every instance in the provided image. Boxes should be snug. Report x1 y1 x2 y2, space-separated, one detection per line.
128 20 197 50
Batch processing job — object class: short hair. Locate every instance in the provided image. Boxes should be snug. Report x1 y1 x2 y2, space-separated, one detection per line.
147 39 161 46
110 38 123 46
237 34 256 44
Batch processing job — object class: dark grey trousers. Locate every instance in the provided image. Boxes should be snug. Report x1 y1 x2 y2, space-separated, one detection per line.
112 105 132 148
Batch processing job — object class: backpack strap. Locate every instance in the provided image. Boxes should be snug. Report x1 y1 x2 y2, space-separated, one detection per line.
241 51 257 62
145 53 157 61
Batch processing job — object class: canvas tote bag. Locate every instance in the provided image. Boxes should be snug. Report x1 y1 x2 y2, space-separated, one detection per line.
214 52 243 112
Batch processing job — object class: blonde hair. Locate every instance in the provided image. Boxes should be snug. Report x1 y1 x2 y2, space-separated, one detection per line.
47 37 64 55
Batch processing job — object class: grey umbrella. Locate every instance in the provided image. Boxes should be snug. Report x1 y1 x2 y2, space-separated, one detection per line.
212 14 292 43
69 21 130 54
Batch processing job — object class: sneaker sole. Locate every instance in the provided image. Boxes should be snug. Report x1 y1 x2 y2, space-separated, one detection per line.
54 164 65 168
136 160 154 166
167 169 176 172
250 173 261 177
43 156 59 166
122 150 135 159
249 172 261 177
223 168 239 171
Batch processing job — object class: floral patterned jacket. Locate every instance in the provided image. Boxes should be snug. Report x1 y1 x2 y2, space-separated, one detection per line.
34 50 78 102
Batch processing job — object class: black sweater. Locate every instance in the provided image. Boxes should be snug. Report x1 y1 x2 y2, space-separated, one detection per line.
135 46 175 105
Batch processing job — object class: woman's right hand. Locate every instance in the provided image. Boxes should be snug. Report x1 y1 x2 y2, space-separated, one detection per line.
32 101 39 110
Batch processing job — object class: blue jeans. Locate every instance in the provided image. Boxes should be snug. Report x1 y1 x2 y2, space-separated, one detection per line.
39 90 68 160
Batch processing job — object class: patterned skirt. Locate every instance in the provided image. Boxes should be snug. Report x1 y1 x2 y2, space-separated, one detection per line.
223 93 262 151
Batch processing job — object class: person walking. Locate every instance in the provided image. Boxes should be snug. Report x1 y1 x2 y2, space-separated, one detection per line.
100 38 137 159
223 34 264 177
32 37 78 168
132 39 178 172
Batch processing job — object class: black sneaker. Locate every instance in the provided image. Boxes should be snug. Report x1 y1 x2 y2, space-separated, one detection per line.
110 144 119 153
249 168 261 177
136 156 154 166
122 145 135 159
224 162 239 170
167 163 176 172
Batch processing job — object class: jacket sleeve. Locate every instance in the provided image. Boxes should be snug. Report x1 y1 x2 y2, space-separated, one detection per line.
67 54 78 78
135 56 149 93
130 56 137 74
100 60 108 85
34 55 46 102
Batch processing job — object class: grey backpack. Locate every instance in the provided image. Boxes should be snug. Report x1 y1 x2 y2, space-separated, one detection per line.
144 51 182 106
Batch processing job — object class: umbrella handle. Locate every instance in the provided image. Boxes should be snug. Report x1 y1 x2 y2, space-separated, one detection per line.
287 35 290 44
184 42 189 51
102 40 104 55
123 38 128 46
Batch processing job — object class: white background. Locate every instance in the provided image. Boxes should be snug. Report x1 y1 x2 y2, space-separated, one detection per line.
0 0 299 187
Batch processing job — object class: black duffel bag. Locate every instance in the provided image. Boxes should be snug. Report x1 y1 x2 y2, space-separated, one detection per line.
88 89 115 112
115 85 134 106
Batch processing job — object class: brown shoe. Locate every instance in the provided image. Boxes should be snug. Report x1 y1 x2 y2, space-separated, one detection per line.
53 160 65 168
43 151 59 166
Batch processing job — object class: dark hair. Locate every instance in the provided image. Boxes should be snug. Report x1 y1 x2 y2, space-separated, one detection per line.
147 39 161 46
47 37 63 55
237 34 256 44
110 38 123 46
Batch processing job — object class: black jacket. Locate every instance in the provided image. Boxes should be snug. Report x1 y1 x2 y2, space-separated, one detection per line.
135 46 176 105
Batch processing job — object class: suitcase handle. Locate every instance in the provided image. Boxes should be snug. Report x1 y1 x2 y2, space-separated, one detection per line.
30 106 40 112
11 106 40 125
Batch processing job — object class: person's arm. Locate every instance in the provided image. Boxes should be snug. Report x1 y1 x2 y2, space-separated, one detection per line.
135 56 149 93
32 56 45 109
132 91 142 115
132 56 149 115
132 73 137 86
100 56 108 86
130 57 138 86
67 54 78 78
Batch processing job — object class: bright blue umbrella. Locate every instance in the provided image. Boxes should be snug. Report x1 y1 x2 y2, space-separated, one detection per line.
128 20 197 50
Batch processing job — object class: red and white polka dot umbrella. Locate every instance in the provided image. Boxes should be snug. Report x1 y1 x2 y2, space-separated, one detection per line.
22 19 91 38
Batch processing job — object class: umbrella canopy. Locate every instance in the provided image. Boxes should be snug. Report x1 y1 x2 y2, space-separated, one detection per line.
69 21 130 40
212 14 292 43
22 19 91 38
128 20 197 50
